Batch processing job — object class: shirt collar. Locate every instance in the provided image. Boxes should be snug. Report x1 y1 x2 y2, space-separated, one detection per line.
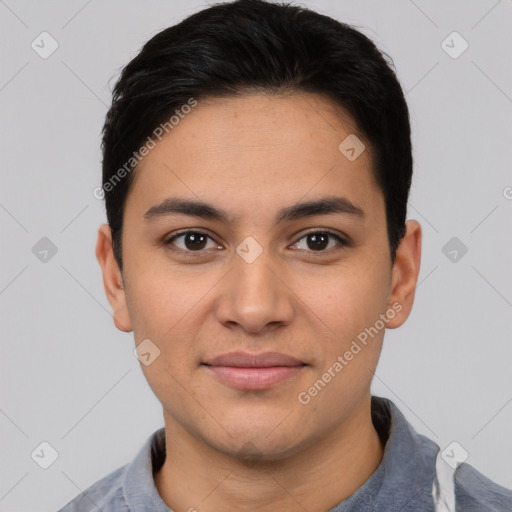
122 425 170 511
330 396 437 511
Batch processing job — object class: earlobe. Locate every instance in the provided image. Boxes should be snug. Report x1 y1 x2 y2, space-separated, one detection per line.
386 220 422 329
95 224 133 333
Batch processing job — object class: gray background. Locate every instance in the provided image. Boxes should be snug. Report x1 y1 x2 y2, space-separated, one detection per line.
1 0 511 511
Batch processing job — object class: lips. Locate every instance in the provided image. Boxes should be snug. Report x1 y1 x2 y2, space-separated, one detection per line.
204 351 304 368
202 351 306 390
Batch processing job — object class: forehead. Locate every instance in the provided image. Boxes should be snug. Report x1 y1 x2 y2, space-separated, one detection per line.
125 92 383 227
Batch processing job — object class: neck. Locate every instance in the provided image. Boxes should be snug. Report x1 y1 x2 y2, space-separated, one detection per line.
154 394 384 512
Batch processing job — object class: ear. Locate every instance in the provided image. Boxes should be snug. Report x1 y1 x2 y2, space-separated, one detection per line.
386 220 422 329
95 224 133 332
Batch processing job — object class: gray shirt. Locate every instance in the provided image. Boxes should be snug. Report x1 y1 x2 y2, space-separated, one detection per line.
57 396 512 511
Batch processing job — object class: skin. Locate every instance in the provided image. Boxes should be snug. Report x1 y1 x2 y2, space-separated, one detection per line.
96 92 421 512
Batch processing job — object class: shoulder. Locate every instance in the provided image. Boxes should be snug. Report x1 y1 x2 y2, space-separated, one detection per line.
56 464 129 512
56 428 166 512
454 462 512 512
372 396 512 511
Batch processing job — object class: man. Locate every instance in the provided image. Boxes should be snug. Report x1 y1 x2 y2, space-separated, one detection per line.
58 0 512 510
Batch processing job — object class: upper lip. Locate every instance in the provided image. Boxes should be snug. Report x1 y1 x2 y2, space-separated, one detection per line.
203 351 305 368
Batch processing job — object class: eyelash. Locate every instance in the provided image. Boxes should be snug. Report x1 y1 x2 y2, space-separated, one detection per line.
163 229 348 259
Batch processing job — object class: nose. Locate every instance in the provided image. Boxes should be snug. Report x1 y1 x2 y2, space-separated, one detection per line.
215 246 295 336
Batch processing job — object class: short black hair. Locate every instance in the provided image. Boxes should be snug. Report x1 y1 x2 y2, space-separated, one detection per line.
101 0 412 271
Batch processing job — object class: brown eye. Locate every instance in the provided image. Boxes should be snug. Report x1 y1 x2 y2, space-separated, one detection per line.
166 231 219 252
292 231 346 253
182 232 207 250
305 232 329 251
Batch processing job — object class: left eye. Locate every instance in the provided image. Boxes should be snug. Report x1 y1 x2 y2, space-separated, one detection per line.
292 231 345 252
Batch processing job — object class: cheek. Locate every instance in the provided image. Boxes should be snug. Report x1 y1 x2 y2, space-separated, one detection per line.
296 267 388 415
124 264 215 386
301 263 389 344
124 259 209 338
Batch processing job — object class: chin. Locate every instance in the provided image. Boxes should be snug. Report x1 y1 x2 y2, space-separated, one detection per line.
207 417 310 462
216 437 306 464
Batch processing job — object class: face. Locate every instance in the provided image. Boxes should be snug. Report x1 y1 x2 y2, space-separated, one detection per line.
97 92 420 461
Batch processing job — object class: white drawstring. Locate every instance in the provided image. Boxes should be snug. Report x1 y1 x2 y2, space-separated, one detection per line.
432 448 458 512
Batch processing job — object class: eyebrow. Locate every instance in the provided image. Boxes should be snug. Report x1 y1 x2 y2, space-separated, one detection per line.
143 196 365 224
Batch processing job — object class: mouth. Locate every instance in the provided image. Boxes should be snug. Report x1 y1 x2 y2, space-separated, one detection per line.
201 351 307 391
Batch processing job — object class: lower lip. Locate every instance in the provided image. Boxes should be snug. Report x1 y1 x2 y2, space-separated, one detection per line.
203 365 305 390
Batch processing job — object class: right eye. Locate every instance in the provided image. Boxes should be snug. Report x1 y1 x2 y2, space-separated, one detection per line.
164 230 222 255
